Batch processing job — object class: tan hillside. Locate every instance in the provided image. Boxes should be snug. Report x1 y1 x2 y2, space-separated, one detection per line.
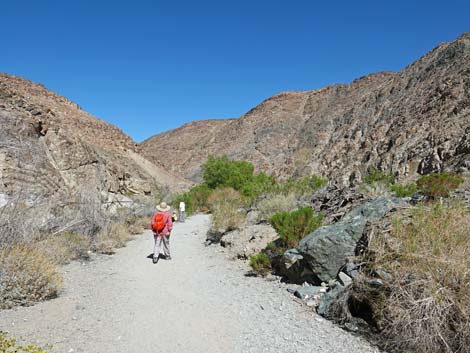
0 74 188 234
140 33 470 184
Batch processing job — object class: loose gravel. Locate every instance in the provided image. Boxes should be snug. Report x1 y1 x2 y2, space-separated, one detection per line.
0 215 379 353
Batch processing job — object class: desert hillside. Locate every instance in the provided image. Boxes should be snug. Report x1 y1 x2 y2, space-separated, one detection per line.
0 74 188 235
140 33 470 184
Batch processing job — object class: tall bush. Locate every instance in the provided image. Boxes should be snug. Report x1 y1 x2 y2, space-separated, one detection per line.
202 155 275 199
203 155 255 191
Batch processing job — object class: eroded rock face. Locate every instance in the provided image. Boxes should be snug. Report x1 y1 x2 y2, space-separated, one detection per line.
141 33 470 185
0 74 187 236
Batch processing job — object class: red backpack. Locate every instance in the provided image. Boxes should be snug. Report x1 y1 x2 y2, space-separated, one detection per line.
151 212 165 233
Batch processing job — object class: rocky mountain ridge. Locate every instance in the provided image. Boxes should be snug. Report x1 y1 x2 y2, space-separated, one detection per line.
140 33 470 185
0 74 187 236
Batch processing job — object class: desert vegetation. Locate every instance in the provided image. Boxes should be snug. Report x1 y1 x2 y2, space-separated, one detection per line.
173 155 327 239
0 331 50 353
362 167 464 199
0 193 153 309
269 207 323 249
360 200 469 353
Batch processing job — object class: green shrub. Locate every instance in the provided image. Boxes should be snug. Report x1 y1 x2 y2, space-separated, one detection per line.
240 171 276 199
266 241 277 251
269 207 323 248
0 244 63 309
274 175 327 196
417 172 464 198
0 332 50 352
203 155 254 190
364 167 395 186
249 252 272 276
390 182 418 197
202 155 276 199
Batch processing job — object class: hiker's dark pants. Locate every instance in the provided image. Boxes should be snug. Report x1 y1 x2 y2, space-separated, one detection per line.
154 233 171 258
179 210 185 222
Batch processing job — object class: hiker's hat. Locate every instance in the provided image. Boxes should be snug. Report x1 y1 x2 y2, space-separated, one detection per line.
156 201 171 212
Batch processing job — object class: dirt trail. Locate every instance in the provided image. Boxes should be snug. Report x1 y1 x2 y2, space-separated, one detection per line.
0 215 379 353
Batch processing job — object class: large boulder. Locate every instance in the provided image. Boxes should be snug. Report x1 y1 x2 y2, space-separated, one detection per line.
276 249 318 284
216 223 278 259
298 197 404 282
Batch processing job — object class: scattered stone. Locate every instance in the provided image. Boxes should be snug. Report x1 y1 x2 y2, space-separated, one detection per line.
294 286 322 300
374 269 393 282
366 278 384 289
277 249 317 284
338 272 353 287
317 284 346 317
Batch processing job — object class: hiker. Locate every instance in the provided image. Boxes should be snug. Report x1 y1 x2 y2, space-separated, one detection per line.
151 201 173 264
179 201 185 222
172 210 178 223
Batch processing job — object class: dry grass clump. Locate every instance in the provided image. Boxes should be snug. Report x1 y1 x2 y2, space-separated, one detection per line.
256 193 297 221
208 187 246 232
0 244 63 309
368 201 469 353
127 216 151 235
36 232 91 265
93 223 131 254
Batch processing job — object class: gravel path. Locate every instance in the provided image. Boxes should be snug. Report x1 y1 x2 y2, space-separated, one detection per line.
0 215 379 353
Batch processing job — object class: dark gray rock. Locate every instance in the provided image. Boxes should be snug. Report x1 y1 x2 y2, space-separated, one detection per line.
317 283 346 316
342 261 361 279
299 197 404 282
338 272 353 287
277 249 318 284
311 185 365 224
205 229 225 245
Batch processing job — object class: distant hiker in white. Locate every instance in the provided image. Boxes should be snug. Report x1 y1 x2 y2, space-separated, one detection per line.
151 202 173 264
179 201 185 222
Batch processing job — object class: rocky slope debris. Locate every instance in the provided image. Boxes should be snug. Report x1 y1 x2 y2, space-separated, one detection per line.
141 33 470 185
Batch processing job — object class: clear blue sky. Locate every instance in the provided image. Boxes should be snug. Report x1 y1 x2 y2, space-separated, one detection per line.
1 0 469 142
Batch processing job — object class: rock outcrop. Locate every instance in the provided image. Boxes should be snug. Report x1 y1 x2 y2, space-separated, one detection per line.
0 74 188 237
141 33 470 185
298 197 405 282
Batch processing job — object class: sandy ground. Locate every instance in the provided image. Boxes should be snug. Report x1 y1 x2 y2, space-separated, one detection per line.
0 215 379 353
